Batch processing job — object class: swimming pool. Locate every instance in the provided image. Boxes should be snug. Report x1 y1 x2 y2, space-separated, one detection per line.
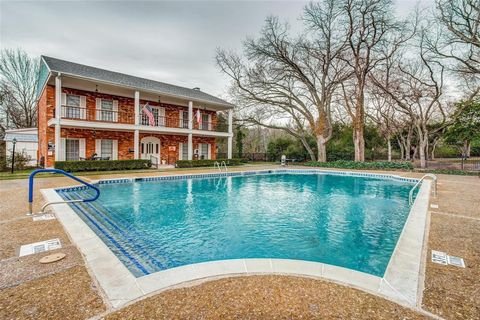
57 170 418 278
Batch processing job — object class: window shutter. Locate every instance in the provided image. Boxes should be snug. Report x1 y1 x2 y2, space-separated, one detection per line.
179 142 183 160
179 111 183 128
113 100 118 122
159 107 165 126
95 98 101 120
112 140 118 160
95 139 101 156
80 96 87 119
61 93 67 117
79 138 86 159
207 143 211 160
208 114 212 130
59 138 66 161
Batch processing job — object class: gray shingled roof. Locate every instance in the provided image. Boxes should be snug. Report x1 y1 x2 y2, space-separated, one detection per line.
41 56 233 108
4 132 38 142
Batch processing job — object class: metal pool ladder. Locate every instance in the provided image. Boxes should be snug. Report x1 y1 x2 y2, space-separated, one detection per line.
409 173 437 206
27 169 100 215
214 161 228 172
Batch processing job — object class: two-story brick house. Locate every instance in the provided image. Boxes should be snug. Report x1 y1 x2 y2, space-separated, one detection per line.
37 56 234 167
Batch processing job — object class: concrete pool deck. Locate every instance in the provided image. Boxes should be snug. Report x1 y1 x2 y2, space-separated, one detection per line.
0 165 478 319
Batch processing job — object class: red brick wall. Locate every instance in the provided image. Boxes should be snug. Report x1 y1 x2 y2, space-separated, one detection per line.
37 85 56 167
59 129 135 161
138 133 216 164
46 128 216 166
60 87 217 126
37 85 219 167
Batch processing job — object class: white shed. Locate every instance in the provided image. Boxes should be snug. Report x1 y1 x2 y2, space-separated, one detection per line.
4 128 38 166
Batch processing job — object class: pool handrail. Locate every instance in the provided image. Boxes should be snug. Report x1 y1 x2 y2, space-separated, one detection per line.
409 173 437 205
221 161 228 172
28 168 100 215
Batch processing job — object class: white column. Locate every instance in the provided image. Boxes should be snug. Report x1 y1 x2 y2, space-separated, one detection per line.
54 75 62 161
134 130 139 159
227 109 233 159
188 101 193 160
134 91 140 125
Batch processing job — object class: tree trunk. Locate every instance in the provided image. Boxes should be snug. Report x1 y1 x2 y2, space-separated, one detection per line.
412 146 418 160
353 94 365 162
417 130 429 169
431 138 439 160
405 131 412 160
397 138 405 160
300 137 316 162
419 141 427 168
466 140 471 157
425 140 429 161
387 138 392 162
316 135 328 162
353 128 365 161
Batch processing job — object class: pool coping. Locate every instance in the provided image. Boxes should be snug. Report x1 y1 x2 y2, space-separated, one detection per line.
41 169 431 309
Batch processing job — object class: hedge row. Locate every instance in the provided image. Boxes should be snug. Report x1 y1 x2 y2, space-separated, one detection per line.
303 160 413 171
176 158 242 168
54 159 152 172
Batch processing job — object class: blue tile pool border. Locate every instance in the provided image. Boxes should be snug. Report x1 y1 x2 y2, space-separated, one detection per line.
55 169 419 193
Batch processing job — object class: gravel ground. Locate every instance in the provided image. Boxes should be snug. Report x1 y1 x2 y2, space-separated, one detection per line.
0 265 105 320
0 245 82 289
421 175 480 320
105 275 430 320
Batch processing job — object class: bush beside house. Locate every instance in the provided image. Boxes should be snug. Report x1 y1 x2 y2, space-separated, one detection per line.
54 159 152 172
176 158 242 168
303 160 413 171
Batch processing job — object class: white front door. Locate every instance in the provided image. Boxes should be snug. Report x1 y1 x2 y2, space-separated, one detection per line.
140 136 160 163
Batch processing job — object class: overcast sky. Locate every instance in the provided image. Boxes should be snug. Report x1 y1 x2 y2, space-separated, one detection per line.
1 0 434 99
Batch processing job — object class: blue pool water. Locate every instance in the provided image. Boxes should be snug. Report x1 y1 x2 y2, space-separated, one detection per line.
59 172 417 277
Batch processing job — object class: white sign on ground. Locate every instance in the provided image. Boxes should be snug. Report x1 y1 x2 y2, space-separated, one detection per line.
19 238 62 257
431 250 448 265
447 255 466 268
32 213 56 221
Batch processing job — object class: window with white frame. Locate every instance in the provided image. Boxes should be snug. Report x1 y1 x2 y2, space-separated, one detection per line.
100 100 114 121
200 113 209 130
181 143 188 160
65 139 80 161
199 143 209 159
180 110 189 128
100 139 113 159
65 94 81 119
141 106 165 126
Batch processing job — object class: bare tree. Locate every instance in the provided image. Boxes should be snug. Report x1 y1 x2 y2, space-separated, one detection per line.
366 90 400 161
216 1 350 162
339 0 409 161
426 0 480 100
433 0 480 75
372 29 449 168
0 48 39 133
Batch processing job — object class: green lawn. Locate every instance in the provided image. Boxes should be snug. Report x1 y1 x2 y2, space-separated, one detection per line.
0 163 272 181
0 168 159 180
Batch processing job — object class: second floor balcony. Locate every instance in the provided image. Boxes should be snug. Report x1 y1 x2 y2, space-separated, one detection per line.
59 105 228 133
